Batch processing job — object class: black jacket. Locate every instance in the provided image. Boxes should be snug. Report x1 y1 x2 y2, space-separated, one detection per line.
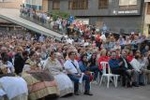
118 57 133 70
14 53 26 74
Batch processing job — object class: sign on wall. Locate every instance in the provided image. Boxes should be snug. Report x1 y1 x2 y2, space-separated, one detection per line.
118 10 138 14
113 9 139 15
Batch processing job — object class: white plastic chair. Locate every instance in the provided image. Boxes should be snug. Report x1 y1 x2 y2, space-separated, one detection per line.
99 61 119 88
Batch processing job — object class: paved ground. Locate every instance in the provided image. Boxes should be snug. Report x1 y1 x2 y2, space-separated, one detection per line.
54 84 150 100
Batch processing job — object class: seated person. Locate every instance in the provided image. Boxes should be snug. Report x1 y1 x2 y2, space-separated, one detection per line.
22 51 59 100
109 51 132 87
0 58 28 100
118 50 139 87
64 51 93 96
79 54 94 82
0 52 14 74
44 51 74 97
88 53 100 81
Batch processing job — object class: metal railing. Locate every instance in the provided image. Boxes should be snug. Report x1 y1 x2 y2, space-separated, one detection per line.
20 12 66 35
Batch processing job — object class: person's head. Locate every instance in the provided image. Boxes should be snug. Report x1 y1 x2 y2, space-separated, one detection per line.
91 53 97 59
1 52 9 63
116 49 121 55
29 51 36 60
121 49 127 58
135 50 141 56
68 51 76 60
145 45 149 51
111 51 117 59
16 46 23 54
22 51 29 60
50 51 56 60
0 46 8 54
107 51 111 57
56 52 64 60
135 50 141 59
80 54 88 62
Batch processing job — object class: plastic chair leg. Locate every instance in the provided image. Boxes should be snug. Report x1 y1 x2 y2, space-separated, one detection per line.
107 76 110 88
99 76 103 87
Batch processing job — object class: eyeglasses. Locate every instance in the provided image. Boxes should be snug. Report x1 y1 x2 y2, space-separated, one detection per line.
71 53 76 55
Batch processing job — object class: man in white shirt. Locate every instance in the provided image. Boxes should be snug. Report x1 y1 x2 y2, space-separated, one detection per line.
64 51 93 96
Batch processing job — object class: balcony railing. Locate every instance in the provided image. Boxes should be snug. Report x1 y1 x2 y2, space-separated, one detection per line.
20 11 66 35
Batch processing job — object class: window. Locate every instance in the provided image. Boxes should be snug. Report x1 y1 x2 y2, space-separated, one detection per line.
119 0 137 9
52 0 60 10
147 3 150 14
119 0 137 6
99 0 108 9
68 0 88 10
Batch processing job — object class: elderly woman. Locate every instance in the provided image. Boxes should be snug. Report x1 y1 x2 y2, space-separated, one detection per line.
22 51 59 100
44 51 74 97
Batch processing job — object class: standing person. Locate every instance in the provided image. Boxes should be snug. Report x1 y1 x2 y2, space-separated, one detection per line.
64 51 93 96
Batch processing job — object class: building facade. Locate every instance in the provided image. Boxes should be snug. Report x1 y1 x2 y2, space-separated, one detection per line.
24 0 48 12
143 0 150 36
0 0 24 30
48 0 144 34
0 0 22 9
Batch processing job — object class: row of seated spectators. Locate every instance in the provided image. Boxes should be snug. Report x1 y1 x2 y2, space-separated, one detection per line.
0 29 150 99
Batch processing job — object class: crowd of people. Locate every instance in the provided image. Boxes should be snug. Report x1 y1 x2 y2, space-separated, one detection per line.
20 6 98 37
0 6 150 100
20 6 68 34
0 27 150 99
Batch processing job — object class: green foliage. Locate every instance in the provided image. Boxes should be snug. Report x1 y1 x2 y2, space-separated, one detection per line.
48 11 70 21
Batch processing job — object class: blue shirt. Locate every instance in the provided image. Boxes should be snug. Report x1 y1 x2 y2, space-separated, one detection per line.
109 59 120 69
79 61 88 72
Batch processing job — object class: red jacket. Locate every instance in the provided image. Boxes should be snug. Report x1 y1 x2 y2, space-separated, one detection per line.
98 56 110 70
127 55 134 62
